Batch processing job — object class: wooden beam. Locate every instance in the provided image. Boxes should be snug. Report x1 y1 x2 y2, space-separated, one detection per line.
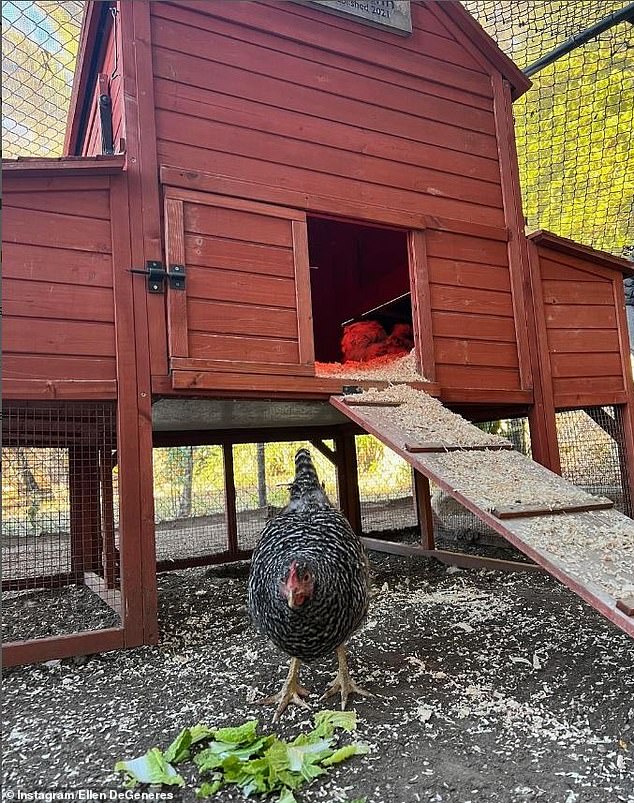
2 627 125 667
413 472 435 550
405 442 514 453
223 443 239 558
492 499 614 519
310 439 338 465
335 434 362 535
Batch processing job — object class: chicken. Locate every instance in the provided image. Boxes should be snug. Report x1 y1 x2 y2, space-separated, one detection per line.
386 322 414 353
247 448 371 721
341 320 387 362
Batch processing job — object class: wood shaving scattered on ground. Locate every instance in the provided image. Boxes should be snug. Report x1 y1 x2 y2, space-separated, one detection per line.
315 351 426 382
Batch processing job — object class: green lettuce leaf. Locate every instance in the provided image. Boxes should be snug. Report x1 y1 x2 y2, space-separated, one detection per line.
214 719 259 745
278 789 298 803
114 747 185 788
196 777 223 798
321 743 370 766
312 710 358 737
165 724 216 764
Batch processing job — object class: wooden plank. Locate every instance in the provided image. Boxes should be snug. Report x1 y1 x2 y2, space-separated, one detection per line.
617 597 634 617
435 363 522 391
426 230 509 266
1 157 125 177
119 0 167 381
344 399 404 408
1 628 125 667
157 1 491 111
3 243 113 288
432 310 517 341
538 256 612 283
408 230 435 381
440 388 533 405
155 107 503 209
6 189 110 220
2 379 117 400
491 74 533 392
4 318 116 357
552 376 625 399
612 280 634 516
492 499 614 519
550 353 623 379
4 280 114 323
435 337 519 368
155 79 500 182
547 329 620 354
189 332 299 364
430 285 514 317
187 266 296 309
428 258 512 292
164 197 189 358
3 206 112 252
159 141 506 227
331 397 634 637
170 356 313 377
1 573 78 593
405 442 514 453
544 305 617 329
292 219 316 366
162 164 429 230
109 167 155 649
414 472 435 550
187 299 298 339
2 175 110 193
335 434 362 535
3 354 116 382
254 0 487 73
184 201 295 248
525 240 561 473
151 6 494 101
542 280 614 306
184 233 295 278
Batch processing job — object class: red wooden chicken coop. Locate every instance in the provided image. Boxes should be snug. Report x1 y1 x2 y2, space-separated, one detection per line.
3 0 634 665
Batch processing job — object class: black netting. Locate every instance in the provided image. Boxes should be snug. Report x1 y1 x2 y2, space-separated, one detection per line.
463 1 633 256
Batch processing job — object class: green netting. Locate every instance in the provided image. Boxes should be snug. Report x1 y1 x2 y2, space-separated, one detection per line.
2 1 632 255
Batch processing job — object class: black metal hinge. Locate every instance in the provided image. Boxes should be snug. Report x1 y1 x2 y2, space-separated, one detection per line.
129 261 186 293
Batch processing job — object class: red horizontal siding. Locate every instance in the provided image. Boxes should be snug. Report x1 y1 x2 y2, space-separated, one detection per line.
151 0 506 230
537 243 625 405
3 184 116 385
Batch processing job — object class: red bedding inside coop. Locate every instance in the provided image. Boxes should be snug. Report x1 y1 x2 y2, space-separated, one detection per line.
307 217 416 370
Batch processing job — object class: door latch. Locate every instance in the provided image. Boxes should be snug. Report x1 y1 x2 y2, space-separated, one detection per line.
129 261 186 293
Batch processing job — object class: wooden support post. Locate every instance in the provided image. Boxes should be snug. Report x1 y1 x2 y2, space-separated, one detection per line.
69 444 102 578
223 444 239 558
335 434 362 535
99 448 117 589
413 471 435 550
310 439 338 465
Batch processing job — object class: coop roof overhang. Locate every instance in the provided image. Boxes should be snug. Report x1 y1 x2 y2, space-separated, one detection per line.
529 230 634 277
1 155 125 178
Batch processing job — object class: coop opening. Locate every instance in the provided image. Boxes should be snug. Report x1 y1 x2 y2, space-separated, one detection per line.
307 217 421 380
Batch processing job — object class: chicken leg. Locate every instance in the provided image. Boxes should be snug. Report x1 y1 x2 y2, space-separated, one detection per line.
321 644 372 710
257 657 310 722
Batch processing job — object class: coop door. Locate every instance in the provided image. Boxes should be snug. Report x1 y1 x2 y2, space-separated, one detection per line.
162 189 314 384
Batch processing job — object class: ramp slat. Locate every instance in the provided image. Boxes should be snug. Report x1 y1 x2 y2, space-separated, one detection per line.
405 442 514 453
492 499 614 519
331 387 634 638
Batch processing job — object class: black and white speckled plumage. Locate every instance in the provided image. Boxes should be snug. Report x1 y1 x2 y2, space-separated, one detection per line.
248 448 369 664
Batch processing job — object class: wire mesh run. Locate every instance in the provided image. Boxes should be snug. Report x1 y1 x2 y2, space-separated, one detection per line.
153 445 227 564
2 401 120 643
355 434 417 536
235 441 339 552
556 406 632 517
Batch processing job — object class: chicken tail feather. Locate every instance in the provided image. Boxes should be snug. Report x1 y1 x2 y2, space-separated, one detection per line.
285 448 330 512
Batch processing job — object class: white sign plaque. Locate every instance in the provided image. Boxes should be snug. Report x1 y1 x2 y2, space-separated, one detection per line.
300 0 413 36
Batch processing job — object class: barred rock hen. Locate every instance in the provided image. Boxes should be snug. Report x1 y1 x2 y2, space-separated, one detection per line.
248 448 370 721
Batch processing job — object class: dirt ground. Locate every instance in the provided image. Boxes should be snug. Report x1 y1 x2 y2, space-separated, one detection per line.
3 553 634 803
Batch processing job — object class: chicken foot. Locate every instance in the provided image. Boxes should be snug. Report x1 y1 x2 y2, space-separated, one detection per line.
321 644 372 711
257 657 310 722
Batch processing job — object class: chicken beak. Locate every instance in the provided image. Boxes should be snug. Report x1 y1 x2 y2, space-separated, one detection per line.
287 589 296 609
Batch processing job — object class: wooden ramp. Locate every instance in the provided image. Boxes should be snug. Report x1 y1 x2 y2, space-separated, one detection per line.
331 386 634 638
